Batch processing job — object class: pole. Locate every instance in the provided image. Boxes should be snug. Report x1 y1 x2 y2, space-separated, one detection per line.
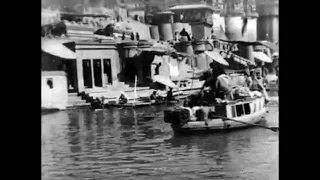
134 75 137 106
177 58 181 101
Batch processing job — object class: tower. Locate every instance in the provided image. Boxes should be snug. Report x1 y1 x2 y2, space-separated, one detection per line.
256 0 279 43
242 0 259 41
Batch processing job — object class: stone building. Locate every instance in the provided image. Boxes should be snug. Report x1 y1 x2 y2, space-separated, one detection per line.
224 0 258 41
256 0 278 43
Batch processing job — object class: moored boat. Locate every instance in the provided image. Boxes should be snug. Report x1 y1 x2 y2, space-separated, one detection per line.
164 96 267 134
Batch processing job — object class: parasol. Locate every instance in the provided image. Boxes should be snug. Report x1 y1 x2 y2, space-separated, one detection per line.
152 75 177 88
204 50 229 66
253 51 272 63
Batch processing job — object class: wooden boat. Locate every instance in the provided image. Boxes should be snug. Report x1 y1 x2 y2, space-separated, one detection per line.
163 96 267 134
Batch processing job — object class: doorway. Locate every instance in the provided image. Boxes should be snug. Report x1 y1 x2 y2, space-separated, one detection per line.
93 59 103 87
103 59 112 85
82 59 93 88
63 60 77 92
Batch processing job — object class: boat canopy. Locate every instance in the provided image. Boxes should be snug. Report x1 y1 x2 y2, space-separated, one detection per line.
205 50 229 66
253 51 272 63
152 75 177 88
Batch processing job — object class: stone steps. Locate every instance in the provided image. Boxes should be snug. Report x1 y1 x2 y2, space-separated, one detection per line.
67 93 90 108
87 81 204 104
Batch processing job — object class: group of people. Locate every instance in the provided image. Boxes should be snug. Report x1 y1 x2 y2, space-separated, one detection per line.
149 87 175 103
183 62 276 107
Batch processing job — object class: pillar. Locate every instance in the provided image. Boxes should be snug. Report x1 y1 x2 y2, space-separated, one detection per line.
150 25 160 40
256 0 279 43
137 41 153 85
90 59 95 87
76 57 85 92
194 53 208 70
192 40 206 52
193 40 208 70
179 41 195 67
172 22 183 34
224 0 245 41
159 23 173 41
225 16 244 41
120 41 139 59
157 11 174 41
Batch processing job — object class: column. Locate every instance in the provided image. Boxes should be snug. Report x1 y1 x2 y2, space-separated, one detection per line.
100 59 105 87
76 57 85 92
90 59 95 88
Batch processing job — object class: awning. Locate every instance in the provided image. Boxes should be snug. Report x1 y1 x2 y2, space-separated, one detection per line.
272 52 279 57
253 51 272 63
152 75 177 88
204 50 229 66
41 39 76 59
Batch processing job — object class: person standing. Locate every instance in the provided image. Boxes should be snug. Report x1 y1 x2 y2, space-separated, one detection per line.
154 62 162 75
167 87 173 101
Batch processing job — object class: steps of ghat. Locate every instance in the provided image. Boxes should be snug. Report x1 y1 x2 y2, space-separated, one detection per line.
86 81 205 104
67 93 90 108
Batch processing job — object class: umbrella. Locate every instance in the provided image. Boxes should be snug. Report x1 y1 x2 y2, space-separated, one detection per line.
253 51 272 63
41 39 76 59
204 50 229 66
152 75 177 88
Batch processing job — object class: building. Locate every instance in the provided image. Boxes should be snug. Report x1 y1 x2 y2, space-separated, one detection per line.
42 71 68 110
256 0 278 43
168 4 216 40
224 0 258 41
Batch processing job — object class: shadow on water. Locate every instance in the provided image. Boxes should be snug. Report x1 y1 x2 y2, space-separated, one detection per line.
42 104 278 180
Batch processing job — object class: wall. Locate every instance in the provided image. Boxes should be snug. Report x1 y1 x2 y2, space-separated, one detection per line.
242 18 257 41
271 17 278 43
41 52 62 71
182 23 192 34
75 46 120 92
257 16 278 42
127 19 151 39
41 71 68 110
191 25 205 40
225 16 243 40
212 13 227 39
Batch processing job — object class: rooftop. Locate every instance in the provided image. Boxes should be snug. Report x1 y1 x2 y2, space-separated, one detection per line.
167 4 217 11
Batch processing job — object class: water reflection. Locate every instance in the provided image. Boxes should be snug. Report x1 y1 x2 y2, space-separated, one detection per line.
42 105 278 180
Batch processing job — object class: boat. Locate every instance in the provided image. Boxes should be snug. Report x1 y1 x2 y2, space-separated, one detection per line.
163 96 267 134
110 99 179 108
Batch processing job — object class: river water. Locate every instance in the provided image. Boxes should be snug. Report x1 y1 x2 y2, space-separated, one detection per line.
42 103 278 180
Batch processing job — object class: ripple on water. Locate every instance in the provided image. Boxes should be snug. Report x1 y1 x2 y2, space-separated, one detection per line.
42 105 278 180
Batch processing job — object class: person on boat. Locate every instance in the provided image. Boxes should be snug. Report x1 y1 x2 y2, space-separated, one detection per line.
150 90 163 103
150 90 159 102
249 71 263 91
201 62 217 102
92 97 104 109
249 71 270 101
215 66 235 100
265 68 278 85
154 62 162 75
244 67 253 87
201 63 234 101
118 92 128 104
167 87 174 101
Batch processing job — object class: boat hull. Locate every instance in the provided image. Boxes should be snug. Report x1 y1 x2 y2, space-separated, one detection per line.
172 107 267 134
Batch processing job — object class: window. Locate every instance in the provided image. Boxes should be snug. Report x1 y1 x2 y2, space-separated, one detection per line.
47 78 53 89
244 103 251 115
235 104 244 117
231 106 237 117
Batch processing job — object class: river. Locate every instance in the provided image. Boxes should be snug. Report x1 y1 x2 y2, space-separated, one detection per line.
42 103 278 180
